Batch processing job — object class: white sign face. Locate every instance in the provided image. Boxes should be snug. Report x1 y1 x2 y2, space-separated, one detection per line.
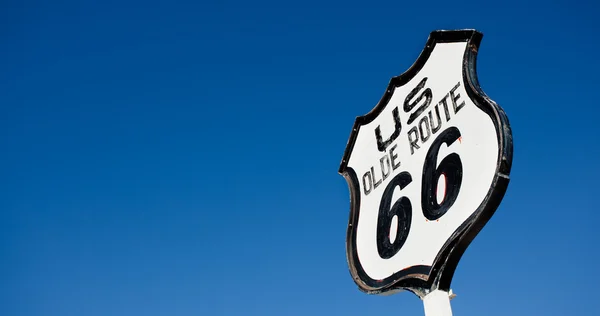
339 30 512 296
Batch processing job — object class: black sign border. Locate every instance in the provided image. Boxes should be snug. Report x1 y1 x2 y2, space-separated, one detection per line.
338 29 513 297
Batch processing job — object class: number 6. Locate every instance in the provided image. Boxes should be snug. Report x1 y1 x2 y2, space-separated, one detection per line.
421 126 463 221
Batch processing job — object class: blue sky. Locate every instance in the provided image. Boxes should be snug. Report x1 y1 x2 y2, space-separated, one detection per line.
2 0 599 315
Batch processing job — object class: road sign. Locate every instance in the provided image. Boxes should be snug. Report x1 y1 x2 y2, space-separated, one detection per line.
338 29 513 299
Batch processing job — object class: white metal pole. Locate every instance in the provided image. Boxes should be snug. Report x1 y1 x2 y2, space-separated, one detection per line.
423 289 453 316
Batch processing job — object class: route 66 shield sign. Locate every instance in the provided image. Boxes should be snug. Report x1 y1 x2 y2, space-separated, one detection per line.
338 30 513 297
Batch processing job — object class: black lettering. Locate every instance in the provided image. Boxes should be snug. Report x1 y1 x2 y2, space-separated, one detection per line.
429 103 442 134
375 107 402 152
450 82 465 113
371 166 382 189
377 172 413 259
408 126 420 155
418 115 431 143
439 94 451 122
380 156 391 181
362 171 373 195
389 144 401 170
421 127 463 220
404 77 433 125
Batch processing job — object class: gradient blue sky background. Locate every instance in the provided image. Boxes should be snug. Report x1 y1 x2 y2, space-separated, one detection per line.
2 0 599 315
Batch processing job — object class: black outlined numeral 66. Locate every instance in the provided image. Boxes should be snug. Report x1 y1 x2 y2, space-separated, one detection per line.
376 127 463 259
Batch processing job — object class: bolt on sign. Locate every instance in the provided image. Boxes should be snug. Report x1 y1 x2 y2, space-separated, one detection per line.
338 29 513 299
